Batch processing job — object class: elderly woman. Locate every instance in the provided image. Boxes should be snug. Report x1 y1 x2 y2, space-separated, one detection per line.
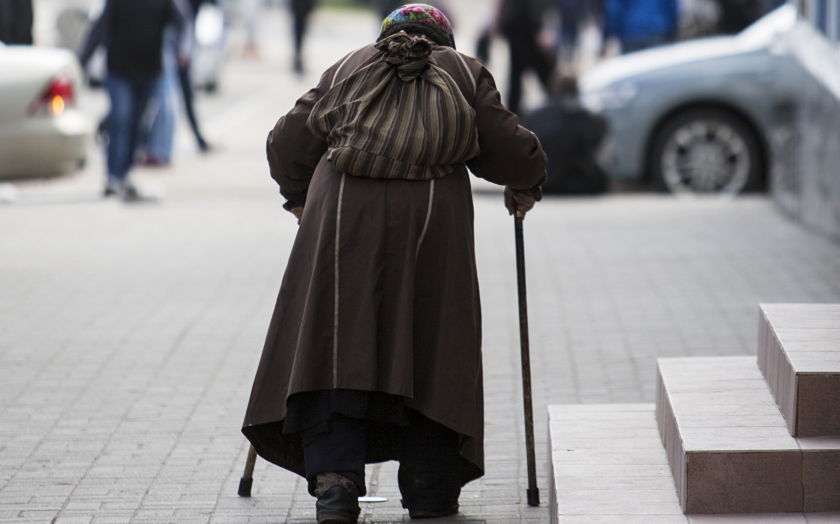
242 4 546 523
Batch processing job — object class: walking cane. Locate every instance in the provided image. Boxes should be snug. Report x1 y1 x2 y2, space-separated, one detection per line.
514 210 540 507
238 444 258 497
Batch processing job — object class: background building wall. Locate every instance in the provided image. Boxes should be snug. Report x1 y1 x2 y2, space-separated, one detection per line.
772 0 840 240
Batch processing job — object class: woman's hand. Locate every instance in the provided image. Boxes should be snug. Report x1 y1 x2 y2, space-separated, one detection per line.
504 187 536 217
290 206 304 225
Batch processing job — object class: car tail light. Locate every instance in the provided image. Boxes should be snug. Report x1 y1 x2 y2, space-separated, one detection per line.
29 75 75 116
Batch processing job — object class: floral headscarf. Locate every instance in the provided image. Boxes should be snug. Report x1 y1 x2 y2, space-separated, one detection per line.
380 4 455 49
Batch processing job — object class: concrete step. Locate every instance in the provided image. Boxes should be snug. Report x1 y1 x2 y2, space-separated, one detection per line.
547 403 840 523
758 304 840 437
548 404 686 524
657 356 840 514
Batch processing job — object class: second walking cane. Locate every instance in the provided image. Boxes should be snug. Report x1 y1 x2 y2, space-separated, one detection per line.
514 210 540 506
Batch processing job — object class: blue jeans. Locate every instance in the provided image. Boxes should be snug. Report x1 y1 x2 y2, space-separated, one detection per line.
146 36 179 162
105 73 158 181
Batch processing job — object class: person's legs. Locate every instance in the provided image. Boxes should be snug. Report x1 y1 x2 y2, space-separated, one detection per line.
523 30 555 91
290 0 314 73
105 75 156 199
177 63 209 151
303 414 367 494
506 32 527 115
146 65 177 164
127 76 158 169
302 413 365 524
396 409 461 517
105 74 135 189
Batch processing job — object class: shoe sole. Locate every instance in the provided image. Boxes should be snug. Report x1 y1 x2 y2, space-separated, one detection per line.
407 505 459 519
317 510 358 524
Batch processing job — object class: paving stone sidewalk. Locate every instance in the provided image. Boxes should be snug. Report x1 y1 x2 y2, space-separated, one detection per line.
3 174 840 524
3 6 840 524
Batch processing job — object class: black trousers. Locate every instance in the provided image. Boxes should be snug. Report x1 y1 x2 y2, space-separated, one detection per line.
504 27 554 116
302 409 462 511
291 0 315 56
177 63 207 150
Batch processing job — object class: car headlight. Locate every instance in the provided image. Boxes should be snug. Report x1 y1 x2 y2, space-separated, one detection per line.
581 81 639 112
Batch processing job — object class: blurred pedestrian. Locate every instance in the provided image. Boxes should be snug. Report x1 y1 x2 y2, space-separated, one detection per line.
241 4 546 524
557 0 589 66
141 0 192 166
176 0 212 153
602 0 679 53
129 0 213 166
475 3 499 64
291 0 315 74
0 0 33 44
500 0 555 115
80 0 187 199
521 75 608 194
140 54 178 167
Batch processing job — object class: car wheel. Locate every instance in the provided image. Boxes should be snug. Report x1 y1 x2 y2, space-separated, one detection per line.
649 108 763 195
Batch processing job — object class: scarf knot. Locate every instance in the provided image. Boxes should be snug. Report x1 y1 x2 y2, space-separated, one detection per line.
375 32 435 82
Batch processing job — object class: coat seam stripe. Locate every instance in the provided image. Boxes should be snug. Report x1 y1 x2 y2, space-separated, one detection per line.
332 49 359 89
416 179 435 259
454 52 475 97
334 173 346 388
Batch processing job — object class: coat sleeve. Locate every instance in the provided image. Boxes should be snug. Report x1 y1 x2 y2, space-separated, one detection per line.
466 65 547 194
78 0 114 67
266 65 336 210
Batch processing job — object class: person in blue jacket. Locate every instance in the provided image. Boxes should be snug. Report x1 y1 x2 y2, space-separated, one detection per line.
603 0 679 53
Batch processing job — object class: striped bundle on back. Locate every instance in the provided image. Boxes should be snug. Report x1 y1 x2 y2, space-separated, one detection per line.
307 32 480 181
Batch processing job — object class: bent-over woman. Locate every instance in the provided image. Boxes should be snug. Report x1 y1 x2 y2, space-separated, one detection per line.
242 4 547 523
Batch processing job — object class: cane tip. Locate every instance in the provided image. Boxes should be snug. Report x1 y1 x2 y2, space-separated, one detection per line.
238 477 253 497
527 487 540 506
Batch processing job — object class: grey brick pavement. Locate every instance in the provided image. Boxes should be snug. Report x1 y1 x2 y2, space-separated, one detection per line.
3 175 840 524
3 5 840 523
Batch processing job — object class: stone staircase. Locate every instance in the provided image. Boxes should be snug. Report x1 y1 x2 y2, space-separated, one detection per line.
548 304 840 523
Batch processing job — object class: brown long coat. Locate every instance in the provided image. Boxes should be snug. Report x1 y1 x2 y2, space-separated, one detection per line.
242 40 547 483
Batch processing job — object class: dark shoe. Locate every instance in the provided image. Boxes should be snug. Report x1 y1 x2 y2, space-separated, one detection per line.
405 501 459 519
314 473 360 524
103 177 122 197
122 183 141 202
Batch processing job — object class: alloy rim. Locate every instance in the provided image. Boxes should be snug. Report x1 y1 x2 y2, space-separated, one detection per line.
661 119 751 194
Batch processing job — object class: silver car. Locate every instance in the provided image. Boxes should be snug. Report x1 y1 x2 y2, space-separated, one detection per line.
579 5 831 195
0 43 92 179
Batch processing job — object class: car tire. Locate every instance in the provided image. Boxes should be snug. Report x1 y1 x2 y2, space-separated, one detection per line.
649 108 763 195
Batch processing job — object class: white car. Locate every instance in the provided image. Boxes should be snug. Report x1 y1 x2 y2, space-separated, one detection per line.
579 5 840 195
0 43 92 179
191 2 226 92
